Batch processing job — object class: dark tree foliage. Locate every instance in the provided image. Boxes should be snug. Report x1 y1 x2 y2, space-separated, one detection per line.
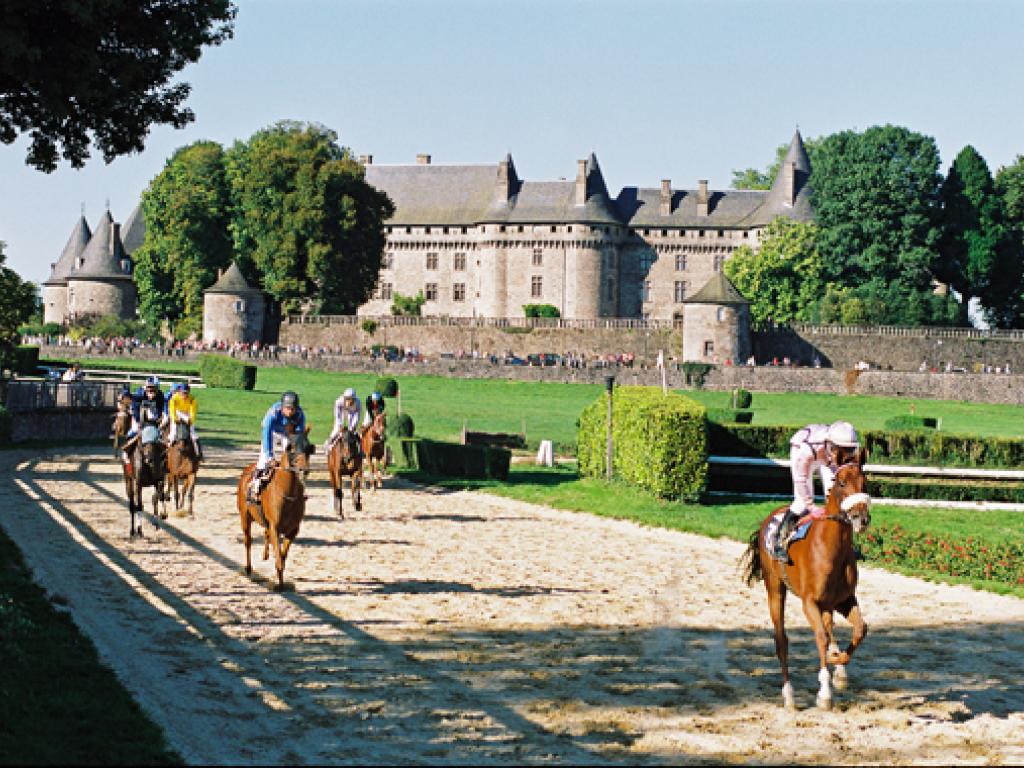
811 125 958 326
938 146 1023 327
0 241 38 348
0 0 235 171
995 156 1024 326
133 141 233 337
225 122 394 314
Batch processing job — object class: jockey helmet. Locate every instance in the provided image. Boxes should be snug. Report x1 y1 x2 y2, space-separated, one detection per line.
343 387 356 399
827 420 859 449
369 391 382 401
145 375 160 389
179 381 190 393
281 391 299 408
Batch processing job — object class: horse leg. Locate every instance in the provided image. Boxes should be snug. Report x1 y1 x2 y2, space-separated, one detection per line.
801 597 834 710
172 475 181 513
766 568 794 710
241 509 253 575
268 524 286 589
187 474 195 516
822 611 847 690
832 596 868 689
354 473 362 512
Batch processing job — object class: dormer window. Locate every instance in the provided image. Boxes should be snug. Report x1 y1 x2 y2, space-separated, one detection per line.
121 259 131 273
235 299 246 314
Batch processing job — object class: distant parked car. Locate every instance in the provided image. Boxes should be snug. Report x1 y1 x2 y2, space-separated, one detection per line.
504 355 527 366
36 365 67 381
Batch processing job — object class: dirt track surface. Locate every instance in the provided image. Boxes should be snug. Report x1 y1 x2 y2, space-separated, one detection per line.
3 447 1024 765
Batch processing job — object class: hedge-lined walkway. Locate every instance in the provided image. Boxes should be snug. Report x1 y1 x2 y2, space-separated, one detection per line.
2 447 1024 764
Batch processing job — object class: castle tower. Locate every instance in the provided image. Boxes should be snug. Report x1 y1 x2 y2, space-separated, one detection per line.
759 128 814 221
203 262 266 343
42 215 91 325
681 273 751 364
65 211 136 322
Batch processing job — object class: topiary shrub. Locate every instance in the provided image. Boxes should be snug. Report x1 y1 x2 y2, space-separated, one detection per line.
731 387 753 409
0 405 11 446
389 412 414 438
577 385 707 500
375 377 399 397
883 415 938 431
361 319 378 335
198 354 256 390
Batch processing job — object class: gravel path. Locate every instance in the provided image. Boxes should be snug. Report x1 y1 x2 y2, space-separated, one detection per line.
2 447 1024 765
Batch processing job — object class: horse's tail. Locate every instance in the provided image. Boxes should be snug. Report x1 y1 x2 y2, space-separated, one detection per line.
740 526 763 586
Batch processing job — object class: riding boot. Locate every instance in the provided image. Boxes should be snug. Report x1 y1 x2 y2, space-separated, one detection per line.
773 509 797 562
194 438 204 461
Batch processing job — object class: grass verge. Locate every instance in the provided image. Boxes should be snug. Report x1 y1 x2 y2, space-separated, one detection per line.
0 525 180 764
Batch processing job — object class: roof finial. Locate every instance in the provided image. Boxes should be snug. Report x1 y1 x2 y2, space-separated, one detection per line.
81 202 86 217
105 197 110 212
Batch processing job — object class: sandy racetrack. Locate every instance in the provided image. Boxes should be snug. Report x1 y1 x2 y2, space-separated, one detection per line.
2 447 1024 765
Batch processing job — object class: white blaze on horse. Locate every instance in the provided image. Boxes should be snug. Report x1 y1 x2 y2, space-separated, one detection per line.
741 450 872 710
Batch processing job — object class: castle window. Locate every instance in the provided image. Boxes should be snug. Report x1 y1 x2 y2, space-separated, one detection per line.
675 253 687 271
551 225 557 233
718 307 728 322
405 227 412 234
426 252 439 270
121 259 131 274
499 225 506 233
674 281 687 303
699 229 705 237
453 283 466 302
425 283 438 301
718 230 724 237
443 226 449 234
641 281 652 303
518 225 525 233
639 253 655 272
453 252 466 270
743 231 749 238
704 341 714 356
234 299 246 313
532 248 543 267
425 227 432 235
531 275 543 298
382 252 394 269
713 254 725 272
662 229 668 237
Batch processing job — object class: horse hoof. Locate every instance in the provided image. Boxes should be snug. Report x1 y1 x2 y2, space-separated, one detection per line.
833 666 848 690
816 695 833 711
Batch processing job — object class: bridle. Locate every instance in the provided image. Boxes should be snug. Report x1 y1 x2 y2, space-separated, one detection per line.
825 461 872 526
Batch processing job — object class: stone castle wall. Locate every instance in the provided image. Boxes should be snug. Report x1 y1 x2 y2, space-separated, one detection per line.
203 292 266 344
66 279 136 321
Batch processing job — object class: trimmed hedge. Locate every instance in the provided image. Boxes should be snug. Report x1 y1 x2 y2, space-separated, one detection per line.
197 354 256 390
883 415 938 431
577 385 707 500
0 405 11 446
404 438 510 480
870 476 1024 503
40 358 200 376
706 408 753 424
731 388 753 409
709 423 1024 469
389 412 415 439
0 345 40 375
374 377 399 397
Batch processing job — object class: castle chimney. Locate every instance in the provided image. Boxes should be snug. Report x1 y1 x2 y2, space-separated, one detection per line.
575 159 588 205
782 161 796 206
660 179 672 216
697 179 710 217
416 153 431 165
110 222 121 251
359 154 373 165
497 158 511 200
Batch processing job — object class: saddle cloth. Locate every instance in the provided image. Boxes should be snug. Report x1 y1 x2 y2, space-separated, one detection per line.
765 511 813 554
140 426 162 445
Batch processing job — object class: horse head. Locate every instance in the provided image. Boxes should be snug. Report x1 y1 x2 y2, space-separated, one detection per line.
283 424 314 479
829 448 871 533
374 411 387 436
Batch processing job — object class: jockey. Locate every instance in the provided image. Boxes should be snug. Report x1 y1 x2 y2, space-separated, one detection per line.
327 387 362 451
772 420 860 562
167 381 203 460
362 390 386 427
248 391 306 501
129 376 166 437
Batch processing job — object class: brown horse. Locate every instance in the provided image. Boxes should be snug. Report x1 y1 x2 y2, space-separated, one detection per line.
741 449 872 710
361 411 387 490
328 427 362 518
121 428 168 538
112 392 133 458
166 417 199 517
236 425 314 589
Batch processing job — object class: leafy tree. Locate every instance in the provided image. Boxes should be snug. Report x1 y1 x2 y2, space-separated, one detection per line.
133 141 233 338
811 125 957 325
0 242 38 348
391 292 425 316
995 156 1024 325
225 122 394 313
938 146 1023 327
0 0 235 171
996 155 1024 224
724 219 826 325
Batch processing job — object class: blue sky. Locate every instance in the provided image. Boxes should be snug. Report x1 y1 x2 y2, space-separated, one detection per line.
2 0 1023 285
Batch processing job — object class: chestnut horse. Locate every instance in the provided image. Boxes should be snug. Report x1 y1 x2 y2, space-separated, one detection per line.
741 449 872 710
121 427 168 538
236 425 314 589
361 412 387 490
328 427 362 518
166 416 199 517
112 392 133 458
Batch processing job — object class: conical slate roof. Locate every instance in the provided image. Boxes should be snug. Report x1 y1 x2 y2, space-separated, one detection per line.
206 262 260 294
70 210 132 281
685 273 749 305
759 129 814 222
120 203 146 255
44 215 92 286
